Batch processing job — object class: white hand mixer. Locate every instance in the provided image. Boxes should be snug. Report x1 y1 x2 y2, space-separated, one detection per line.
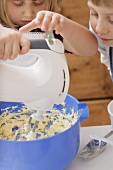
0 33 69 140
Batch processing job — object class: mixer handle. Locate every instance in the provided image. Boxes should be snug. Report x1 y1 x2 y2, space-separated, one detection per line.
29 34 54 49
28 34 64 54
30 39 50 50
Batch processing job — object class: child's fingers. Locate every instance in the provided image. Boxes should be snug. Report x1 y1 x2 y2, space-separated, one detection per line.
19 12 45 33
19 36 30 54
0 43 4 59
19 11 65 34
9 42 20 60
19 15 46 33
35 11 45 24
2 33 20 60
48 15 61 33
55 18 65 34
0 28 29 60
2 41 12 60
39 12 53 31
19 19 39 33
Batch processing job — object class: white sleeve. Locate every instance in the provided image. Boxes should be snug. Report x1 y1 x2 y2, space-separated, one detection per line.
89 24 110 70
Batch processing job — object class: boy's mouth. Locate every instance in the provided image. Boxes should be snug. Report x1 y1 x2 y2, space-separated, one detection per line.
100 36 113 42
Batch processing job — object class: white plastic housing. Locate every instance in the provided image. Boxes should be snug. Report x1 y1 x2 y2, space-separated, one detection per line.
0 48 69 112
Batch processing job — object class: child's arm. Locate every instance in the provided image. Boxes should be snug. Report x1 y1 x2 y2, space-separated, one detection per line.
61 18 98 56
19 11 98 57
0 25 30 60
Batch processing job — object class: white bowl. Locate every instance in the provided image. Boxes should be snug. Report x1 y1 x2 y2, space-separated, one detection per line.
107 100 113 129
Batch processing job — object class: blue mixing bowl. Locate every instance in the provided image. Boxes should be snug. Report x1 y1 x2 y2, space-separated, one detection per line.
0 94 89 170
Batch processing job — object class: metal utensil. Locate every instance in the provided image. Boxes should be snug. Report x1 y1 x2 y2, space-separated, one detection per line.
79 130 113 160
90 133 113 147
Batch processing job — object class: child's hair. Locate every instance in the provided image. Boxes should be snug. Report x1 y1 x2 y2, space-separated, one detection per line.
90 0 113 7
0 0 62 29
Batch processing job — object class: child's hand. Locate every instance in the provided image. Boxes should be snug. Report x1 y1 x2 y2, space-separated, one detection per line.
0 26 30 60
19 11 65 34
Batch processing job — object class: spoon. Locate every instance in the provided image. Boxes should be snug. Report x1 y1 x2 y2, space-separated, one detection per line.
79 130 113 160
90 133 113 146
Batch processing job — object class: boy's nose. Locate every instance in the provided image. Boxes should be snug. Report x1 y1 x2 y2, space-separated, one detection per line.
95 19 108 35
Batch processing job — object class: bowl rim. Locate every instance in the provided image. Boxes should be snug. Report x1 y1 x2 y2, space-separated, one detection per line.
0 94 81 143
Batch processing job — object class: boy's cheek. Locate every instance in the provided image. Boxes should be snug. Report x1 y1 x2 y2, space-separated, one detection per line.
90 20 96 31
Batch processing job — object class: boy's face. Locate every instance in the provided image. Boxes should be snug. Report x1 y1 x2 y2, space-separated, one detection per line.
88 1 113 47
6 0 47 27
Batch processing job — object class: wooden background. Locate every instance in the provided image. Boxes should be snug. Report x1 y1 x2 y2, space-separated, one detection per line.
61 0 113 126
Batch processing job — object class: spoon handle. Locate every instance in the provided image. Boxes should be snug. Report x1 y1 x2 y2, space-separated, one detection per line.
104 130 113 138
90 130 113 147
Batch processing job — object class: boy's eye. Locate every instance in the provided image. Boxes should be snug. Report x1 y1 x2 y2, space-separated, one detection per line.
108 17 113 24
90 12 98 17
109 19 113 24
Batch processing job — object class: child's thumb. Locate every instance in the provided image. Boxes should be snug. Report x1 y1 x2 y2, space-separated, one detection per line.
19 36 30 54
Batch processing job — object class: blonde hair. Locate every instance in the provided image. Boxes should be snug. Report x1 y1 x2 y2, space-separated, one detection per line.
0 0 62 29
47 0 62 12
90 0 113 7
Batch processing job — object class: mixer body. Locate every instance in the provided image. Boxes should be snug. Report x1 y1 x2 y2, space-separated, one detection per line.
0 37 69 112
